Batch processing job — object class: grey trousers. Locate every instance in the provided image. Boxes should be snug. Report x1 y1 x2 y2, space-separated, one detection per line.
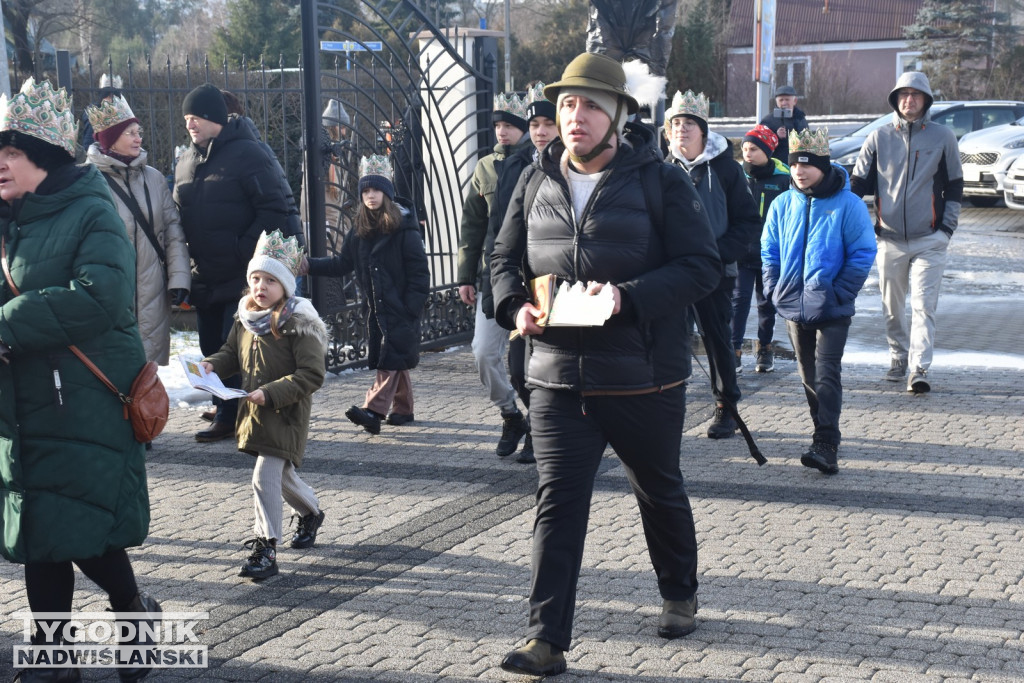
252 455 319 542
876 231 950 372
471 298 517 414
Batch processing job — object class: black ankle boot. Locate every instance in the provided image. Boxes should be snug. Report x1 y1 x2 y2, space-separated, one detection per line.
114 592 162 683
13 632 82 683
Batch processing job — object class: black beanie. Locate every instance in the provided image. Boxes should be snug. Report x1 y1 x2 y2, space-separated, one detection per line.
789 150 831 175
358 174 396 201
0 130 74 171
492 110 529 133
527 100 556 122
182 84 228 125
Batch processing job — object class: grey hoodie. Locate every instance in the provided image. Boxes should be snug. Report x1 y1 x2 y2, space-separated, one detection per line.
850 72 963 240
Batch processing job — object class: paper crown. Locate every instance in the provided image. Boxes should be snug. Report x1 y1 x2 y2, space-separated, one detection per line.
526 82 547 106
493 91 529 120
0 78 78 156
359 153 393 180
789 127 830 157
666 89 709 123
99 73 123 90
253 229 303 276
86 95 136 133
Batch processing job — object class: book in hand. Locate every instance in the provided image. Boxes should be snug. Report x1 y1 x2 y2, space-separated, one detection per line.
511 274 616 338
178 356 249 400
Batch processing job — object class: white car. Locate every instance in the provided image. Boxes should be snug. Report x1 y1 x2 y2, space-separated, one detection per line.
1002 155 1024 209
959 116 1024 206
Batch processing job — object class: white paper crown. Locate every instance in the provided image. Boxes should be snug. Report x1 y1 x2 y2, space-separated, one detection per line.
359 154 393 180
789 127 830 157
666 89 709 123
526 82 547 106
253 229 303 276
99 73 123 90
86 95 136 133
493 91 529 119
0 78 78 156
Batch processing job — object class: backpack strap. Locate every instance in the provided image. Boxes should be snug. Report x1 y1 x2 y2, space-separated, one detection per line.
639 162 664 233
103 172 165 263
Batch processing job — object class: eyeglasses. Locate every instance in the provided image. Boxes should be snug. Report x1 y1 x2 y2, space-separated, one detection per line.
123 127 144 139
672 119 700 131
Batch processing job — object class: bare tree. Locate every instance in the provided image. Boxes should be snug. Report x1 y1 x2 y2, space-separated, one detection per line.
4 0 88 78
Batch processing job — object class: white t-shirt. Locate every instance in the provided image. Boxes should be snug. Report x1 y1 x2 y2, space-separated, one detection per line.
566 168 606 221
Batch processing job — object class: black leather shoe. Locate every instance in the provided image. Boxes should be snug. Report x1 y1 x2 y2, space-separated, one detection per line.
386 412 414 426
291 510 326 549
195 421 234 442
115 592 162 682
500 639 566 677
239 538 278 580
346 406 381 434
658 596 698 638
496 410 528 456
706 404 737 439
515 433 536 464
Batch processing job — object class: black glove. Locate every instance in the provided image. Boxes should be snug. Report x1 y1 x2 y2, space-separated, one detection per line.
169 289 189 307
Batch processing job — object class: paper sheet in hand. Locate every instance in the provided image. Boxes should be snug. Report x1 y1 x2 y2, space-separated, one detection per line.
178 356 249 400
545 280 615 327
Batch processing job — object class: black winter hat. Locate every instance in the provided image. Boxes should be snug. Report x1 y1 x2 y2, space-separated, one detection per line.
0 130 74 171
182 84 228 125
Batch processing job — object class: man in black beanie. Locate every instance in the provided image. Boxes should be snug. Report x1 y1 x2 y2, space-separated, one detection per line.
174 83 293 442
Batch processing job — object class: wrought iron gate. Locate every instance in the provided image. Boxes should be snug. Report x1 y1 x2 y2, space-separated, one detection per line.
301 0 499 373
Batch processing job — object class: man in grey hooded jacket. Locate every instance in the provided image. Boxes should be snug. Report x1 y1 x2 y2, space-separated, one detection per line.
850 72 963 394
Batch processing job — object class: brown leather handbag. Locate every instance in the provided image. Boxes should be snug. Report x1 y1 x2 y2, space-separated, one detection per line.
2 237 168 443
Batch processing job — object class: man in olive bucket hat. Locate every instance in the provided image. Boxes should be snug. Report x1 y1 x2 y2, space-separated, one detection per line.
491 51 722 677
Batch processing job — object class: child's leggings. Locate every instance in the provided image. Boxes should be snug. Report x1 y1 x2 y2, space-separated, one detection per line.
252 455 319 542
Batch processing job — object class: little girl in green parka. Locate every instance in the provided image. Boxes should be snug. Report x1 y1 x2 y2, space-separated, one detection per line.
202 230 328 581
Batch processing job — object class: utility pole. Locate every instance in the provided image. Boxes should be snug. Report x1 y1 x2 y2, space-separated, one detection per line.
0 0 11 97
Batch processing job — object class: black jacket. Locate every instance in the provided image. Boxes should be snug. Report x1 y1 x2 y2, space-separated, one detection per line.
173 118 293 306
307 201 430 370
758 106 809 163
234 115 303 244
490 124 722 392
669 134 761 278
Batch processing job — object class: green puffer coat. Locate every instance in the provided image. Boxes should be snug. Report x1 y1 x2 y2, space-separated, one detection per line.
204 299 327 467
0 165 150 565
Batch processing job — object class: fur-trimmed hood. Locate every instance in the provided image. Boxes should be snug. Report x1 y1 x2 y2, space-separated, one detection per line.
291 298 330 351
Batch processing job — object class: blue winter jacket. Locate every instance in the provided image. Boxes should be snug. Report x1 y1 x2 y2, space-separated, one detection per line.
762 164 877 324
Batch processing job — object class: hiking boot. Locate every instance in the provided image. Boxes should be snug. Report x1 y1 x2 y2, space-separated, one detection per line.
115 592 162 683
658 595 698 639
908 368 930 394
345 405 381 434
706 404 737 439
386 412 414 426
496 410 529 457
500 639 567 677
754 342 774 373
515 433 536 464
239 537 278 580
801 442 839 475
885 358 907 382
290 510 326 549
734 349 743 375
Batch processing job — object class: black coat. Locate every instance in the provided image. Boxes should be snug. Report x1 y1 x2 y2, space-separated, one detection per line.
308 202 430 370
173 118 293 307
490 125 722 392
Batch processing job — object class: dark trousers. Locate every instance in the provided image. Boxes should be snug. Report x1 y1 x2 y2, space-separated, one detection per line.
507 334 530 410
691 276 741 406
526 385 698 651
731 265 777 349
196 301 242 425
25 549 139 642
786 317 851 446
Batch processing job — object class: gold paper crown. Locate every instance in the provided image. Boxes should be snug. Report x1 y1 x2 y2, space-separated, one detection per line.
253 229 303 276
0 78 78 156
526 82 547 106
666 89 709 123
86 95 136 133
493 91 529 120
789 127 830 157
359 154 393 180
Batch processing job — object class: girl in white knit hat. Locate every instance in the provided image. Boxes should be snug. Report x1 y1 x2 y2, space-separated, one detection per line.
201 230 329 580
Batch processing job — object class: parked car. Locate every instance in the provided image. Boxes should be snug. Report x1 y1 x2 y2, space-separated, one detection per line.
959 116 1024 206
1001 155 1024 209
829 100 1024 186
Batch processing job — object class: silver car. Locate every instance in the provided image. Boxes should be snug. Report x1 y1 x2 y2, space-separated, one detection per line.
959 115 1024 206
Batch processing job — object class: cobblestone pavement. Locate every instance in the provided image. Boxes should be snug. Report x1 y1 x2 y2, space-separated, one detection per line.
2 209 1023 682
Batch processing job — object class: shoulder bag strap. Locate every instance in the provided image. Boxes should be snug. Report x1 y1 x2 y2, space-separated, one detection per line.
103 172 166 263
2 236 128 404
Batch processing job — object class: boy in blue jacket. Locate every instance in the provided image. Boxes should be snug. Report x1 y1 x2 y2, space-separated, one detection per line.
762 128 877 474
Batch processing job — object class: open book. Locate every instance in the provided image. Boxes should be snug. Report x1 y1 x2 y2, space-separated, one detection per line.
511 274 616 339
178 356 249 400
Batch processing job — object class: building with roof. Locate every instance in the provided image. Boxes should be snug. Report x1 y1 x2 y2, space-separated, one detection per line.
723 0 928 115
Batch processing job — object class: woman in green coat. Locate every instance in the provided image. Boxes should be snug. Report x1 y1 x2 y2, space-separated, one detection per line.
0 79 159 683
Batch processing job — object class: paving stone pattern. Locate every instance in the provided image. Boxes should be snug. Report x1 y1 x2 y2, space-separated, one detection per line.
1 209 1023 681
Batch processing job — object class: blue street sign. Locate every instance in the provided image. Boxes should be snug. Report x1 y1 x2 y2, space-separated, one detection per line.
320 41 383 53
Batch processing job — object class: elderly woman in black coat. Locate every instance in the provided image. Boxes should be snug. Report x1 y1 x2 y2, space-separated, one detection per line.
301 154 430 435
